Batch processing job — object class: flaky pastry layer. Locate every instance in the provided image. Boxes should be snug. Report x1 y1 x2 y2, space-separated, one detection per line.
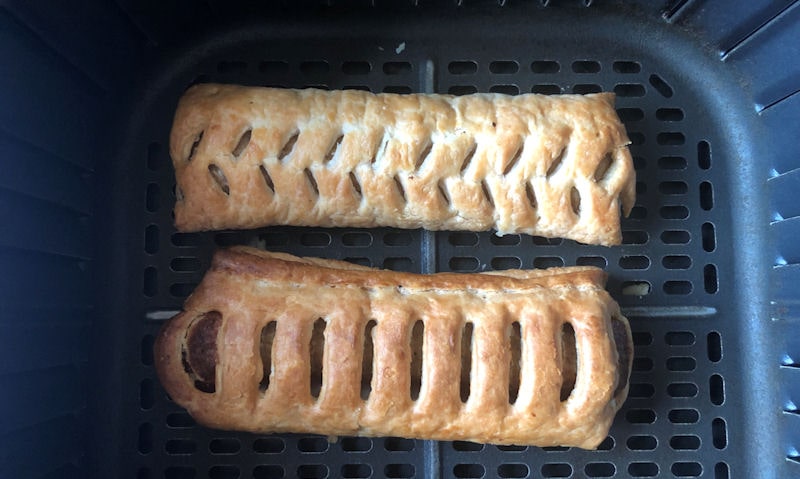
170 84 635 245
155 247 633 448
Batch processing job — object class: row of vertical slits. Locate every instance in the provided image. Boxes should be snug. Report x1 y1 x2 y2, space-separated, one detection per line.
668 0 800 473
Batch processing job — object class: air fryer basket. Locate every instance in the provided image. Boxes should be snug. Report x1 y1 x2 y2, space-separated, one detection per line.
2 1 799 478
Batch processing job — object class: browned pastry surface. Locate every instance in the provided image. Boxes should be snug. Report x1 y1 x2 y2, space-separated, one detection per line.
155 247 633 449
170 85 635 245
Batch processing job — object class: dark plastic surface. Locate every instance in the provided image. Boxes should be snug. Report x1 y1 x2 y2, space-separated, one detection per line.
1 1 798 478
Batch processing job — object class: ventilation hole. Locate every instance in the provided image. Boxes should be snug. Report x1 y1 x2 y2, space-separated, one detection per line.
541 446 570 452
497 444 527 452
166 412 195 429
344 84 370 91
671 462 702 477
701 222 717 252
573 84 602 94
138 423 153 453
164 466 196 479
384 61 412 74
490 84 520 95
384 437 415 451
393 175 407 202
657 108 684 121
660 205 688 219
324 135 344 164
534 256 565 268
258 59 288 73
453 464 485 478
503 144 523 175
232 129 252 158
666 332 695 346
508 321 522 404
253 437 285 453
300 232 331 247
668 382 698 398
208 164 230 195
629 383 655 398
209 466 239 479
384 464 414 478
700 181 714 210
538 464 570 478
617 107 644 122
664 280 693 295
449 61 478 74
452 441 483 451
384 231 412 246
343 257 370 267
712 417 728 449
342 232 372 247
449 256 480 271
187 131 203 161
491 234 520 246
304 168 320 197
449 232 479 246
492 256 522 269
667 356 696 371
384 257 413 272
300 60 330 76
709 374 725 405
560 323 576 401
310 318 326 399
633 332 653 346
659 181 688 195
145 225 159 254
448 85 478 95
621 281 651 296
658 132 685 145
147 142 162 171
629 463 659 477
619 255 650 270
522 182 537 211
661 230 690 244
489 60 519 74
410 141 432 171
480 179 494 207
706 332 723 363
571 60 601 73
342 464 371 478
258 321 276 392
139 379 154 409
658 155 687 169
715 462 729 479
614 84 645 97
670 435 700 450
209 438 240 455
597 436 615 451
298 437 329 453
145 183 160 213
170 257 201 273
253 466 283 479
570 187 581 216
346 171 363 200
703 264 719 293
694 141 712 171
171 232 201 247
341 61 371 75
623 230 648 244
341 437 372 452
498 463 529 478
577 256 606 268
166 439 197 454
627 435 657 451
613 60 640 73
662 255 691 269
410 320 424 401
143 267 157 297
170 282 196 298
532 84 562 95
278 132 299 161
531 60 560 73
585 462 615 477
649 74 674 97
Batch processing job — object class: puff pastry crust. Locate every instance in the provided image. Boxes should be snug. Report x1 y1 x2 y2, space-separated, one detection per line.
154 247 633 448
170 84 635 245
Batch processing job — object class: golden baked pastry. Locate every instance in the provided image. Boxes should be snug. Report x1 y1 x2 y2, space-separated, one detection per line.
154 247 633 448
170 84 635 245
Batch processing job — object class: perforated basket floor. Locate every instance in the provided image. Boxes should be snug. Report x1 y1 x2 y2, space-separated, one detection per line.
119 7 745 479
